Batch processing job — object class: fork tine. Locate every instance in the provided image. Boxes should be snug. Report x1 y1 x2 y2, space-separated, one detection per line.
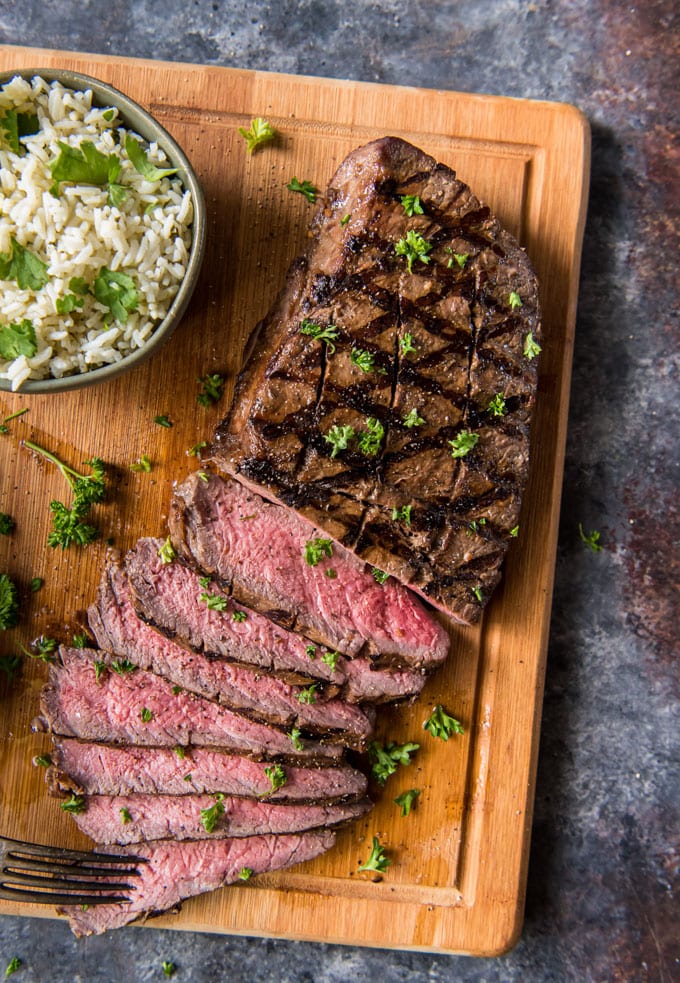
3 856 144 878
1 870 135 892
4 838 147 867
0 885 130 906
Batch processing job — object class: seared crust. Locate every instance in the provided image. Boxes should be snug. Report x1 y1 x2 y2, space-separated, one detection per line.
212 137 541 622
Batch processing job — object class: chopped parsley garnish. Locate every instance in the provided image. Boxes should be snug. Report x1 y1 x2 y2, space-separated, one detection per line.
140 707 154 723
158 537 177 564
288 727 304 751
110 658 137 675
400 194 423 216
124 134 178 181
357 417 384 457
0 574 19 630
0 319 37 360
304 537 333 566
264 763 287 792
188 440 208 457
523 332 541 360
238 867 254 881
400 333 417 355
232 610 247 622
120 806 132 825
161 961 177 978
197 471 209 482
403 408 425 428
391 504 412 526
23 441 107 550
305 644 317 659
340 213 351 226
368 740 419 785
60 793 86 814
448 430 479 458
30 577 43 593
286 177 319 203
472 585 483 603
358 835 391 874
510 525 519 537
324 424 355 458
72 632 89 648
321 650 339 670
447 250 469 269
300 318 339 354
200 794 225 833
423 704 464 741
1 106 39 153
578 523 603 552
199 591 229 611
172 686 183 695
154 414 172 428
394 788 421 817
129 453 152 473
198 576 210 589
372 568 389 584
0 513 14 536
508 290 523 310
325 568 337 579
4 957 22 978
34 754 52 767
174 745 186 759
0 236 48 291
298 683 318 705
93 659 107 683
197 373 225 407
395 229 432 273
238 117 276 154
350 348 379 373
93 268 138 324
488 393 507 417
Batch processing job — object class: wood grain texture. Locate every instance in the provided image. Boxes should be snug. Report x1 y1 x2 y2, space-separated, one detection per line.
0 45 589 955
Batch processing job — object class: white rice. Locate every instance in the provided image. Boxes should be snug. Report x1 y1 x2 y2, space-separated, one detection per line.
0 75 194 389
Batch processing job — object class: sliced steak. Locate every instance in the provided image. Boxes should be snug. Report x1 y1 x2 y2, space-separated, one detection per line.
70 793 372 843
210 136 541 623
48 740 368 802
169 472 449 671
88 558 374 744
40 648 343 762
122 537 427 702
62 830 335 936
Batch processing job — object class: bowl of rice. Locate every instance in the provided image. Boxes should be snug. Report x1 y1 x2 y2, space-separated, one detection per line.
0 68 206 393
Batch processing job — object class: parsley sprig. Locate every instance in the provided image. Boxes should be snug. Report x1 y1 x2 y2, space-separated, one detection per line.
304 538 333 566
369 740 419 785
578 523 602 552
197 373 225 407
394 788 421 817
358 835 391 873
23 440 107 549
287 177 319 203
200 794 225 833
300 318 339 354
395 229 432 273
448 430 479 459
238 117 276 154
423 704 464 741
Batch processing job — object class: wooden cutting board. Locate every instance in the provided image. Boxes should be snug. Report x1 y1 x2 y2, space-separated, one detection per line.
0 45 589 955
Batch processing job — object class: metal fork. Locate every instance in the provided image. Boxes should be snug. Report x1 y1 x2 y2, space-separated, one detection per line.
0 835 146 907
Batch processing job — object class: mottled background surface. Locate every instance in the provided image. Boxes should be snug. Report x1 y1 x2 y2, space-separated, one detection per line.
0 1 677 980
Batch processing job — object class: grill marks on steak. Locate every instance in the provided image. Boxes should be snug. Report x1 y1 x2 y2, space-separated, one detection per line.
48 740 368 803
41 648 343 762
211 137 541 622
70 793 372 844
169 472 449 672
88 556 374 744
62 831 336 936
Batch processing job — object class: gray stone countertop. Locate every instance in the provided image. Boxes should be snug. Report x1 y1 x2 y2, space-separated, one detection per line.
0 1 677 980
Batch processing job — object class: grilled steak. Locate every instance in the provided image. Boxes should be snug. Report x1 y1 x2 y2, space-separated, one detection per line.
62 830 335 936
211 137 541 623
89 557 375 743
122 536 427 702
169 472 449 671
41 648 343 761
48 739 368 802
70 793 372 844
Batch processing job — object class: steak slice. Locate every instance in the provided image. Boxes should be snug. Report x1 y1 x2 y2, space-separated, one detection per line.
48 739 368 803
211 136 541 623
62 830 335 936
169 471 449 672
41 648 343 762
70 793 372 844
122 536 427 702
88 557 374 744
